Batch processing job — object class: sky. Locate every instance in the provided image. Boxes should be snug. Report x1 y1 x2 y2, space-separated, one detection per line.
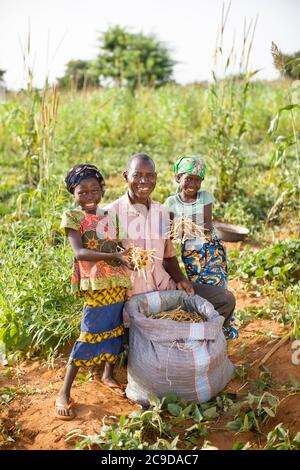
0 0 299 89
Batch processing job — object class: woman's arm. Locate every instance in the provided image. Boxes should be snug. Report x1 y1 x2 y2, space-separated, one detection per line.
67 229 132 268
204 203 212 231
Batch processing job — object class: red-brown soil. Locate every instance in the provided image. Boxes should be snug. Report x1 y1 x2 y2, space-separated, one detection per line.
1 283 299 450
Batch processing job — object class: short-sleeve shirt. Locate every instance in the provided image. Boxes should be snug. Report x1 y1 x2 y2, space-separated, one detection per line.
164 190 215 226
104 193 177 296
60 207 131 293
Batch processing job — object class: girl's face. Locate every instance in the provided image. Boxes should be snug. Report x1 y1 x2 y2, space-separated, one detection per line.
177 173 202 198
73 177 102 213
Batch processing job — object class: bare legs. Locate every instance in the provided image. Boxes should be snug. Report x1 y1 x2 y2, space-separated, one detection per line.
91 361 125 395
55 363 79 417
55 359 125 418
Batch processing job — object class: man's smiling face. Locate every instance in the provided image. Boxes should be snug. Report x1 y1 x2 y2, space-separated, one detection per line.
124 157 157 203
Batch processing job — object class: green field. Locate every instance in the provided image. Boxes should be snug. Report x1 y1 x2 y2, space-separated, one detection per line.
0 81 299 450
0 80 299 355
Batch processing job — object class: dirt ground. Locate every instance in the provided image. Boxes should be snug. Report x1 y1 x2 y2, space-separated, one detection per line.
1 281 299 450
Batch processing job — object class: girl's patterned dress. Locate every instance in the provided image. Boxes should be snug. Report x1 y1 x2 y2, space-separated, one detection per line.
61 207 131 367
165 191 238 340
164 190 228 288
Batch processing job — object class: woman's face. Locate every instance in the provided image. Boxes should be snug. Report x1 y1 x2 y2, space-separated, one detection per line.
124 158 157 203
73 177 102 213
178 173 202 198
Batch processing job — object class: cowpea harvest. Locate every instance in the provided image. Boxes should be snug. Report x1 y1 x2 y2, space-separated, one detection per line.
166 216 206 244
124 245 160 280
149 305 206 322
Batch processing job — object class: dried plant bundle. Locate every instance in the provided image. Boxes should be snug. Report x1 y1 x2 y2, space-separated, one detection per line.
124 245 159 280
149 305 206 323
165 216 206 244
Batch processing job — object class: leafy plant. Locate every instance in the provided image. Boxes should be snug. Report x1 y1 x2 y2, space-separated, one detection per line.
251 367 275 393
264 423 300 450
288 375 300 392
227 392 279 433
232 240 300 288
0 387 17 406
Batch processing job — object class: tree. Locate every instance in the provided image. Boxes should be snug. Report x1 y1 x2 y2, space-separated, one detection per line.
57 60 98 90
91 26 175 89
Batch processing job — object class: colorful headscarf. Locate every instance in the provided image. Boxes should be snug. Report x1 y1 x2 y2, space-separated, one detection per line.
173 155 206 180
65 164 105 194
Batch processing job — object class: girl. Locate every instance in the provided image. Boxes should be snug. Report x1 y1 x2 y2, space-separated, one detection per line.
164 154 228 289
55 164 132 420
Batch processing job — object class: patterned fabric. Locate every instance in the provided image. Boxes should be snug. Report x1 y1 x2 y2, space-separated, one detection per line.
81 287 127 308
64 164 104 194
223 317 239 341
181 236 228 288
69 288 125 367
173 155 206 179
78 326 125 344
60 208 131 293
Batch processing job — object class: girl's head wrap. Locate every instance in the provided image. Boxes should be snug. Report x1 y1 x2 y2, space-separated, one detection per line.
174 155 206 180
65 164 105 194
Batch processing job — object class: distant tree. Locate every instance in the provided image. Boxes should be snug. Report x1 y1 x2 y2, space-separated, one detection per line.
91 26 175 89
271 43 300 79
57 60 98 90
0 69 6 84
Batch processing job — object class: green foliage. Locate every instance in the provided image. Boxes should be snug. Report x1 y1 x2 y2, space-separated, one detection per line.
265 424 300 450
232 239 300 288
1 387 17 406
57 60 98 91
288 375 300 392
91 25 175 90
4 85 59 187
283 51 300 80
66 392 243 450
0 80 299 358
266 62 300 225
65 394 176 450
0 179 81 359
227 392 279 433
207 8 259 202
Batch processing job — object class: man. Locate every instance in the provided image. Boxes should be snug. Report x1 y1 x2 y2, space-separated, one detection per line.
105 153 235 323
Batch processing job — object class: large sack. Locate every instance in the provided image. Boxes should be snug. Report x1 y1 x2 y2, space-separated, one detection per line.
125 290 234 405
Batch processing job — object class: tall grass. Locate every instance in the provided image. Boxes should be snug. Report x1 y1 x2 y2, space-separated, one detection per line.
207 3 259 202
0 24 299 360
266 43 300 225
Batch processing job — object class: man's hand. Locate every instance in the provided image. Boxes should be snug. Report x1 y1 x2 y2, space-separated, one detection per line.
176 279 194 296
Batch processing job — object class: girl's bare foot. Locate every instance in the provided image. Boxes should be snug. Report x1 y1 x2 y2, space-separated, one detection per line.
100 377 125 396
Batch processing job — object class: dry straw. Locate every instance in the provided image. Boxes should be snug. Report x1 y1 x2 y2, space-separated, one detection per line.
149 306 206 323
166 216 206 244
124 244 160 280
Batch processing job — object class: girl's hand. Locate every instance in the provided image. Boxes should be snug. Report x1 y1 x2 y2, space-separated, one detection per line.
176 279 194 296
114 249 134 270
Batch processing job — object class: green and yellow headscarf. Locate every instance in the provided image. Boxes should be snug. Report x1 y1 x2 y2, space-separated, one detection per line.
173 155 206 180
